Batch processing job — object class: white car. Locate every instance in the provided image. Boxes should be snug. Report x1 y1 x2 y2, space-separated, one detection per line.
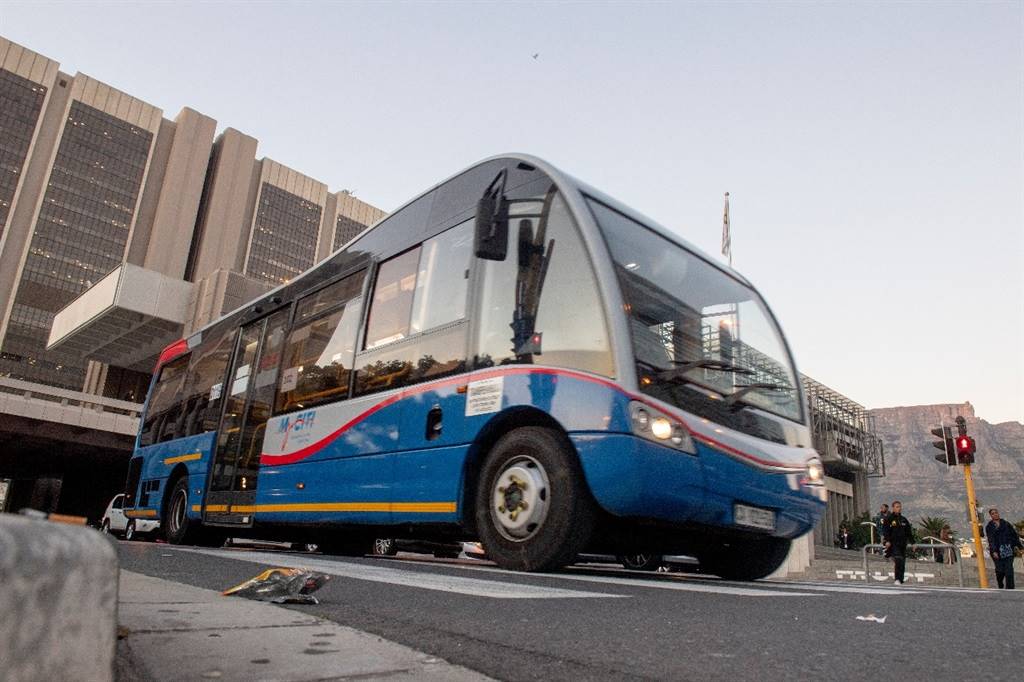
100 494 159 541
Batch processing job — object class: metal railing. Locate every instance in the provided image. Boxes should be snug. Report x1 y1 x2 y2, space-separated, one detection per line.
0 377 142 418
861 542 964 587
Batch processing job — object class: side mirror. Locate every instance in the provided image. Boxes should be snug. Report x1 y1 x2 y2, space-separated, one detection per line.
474 170 509 261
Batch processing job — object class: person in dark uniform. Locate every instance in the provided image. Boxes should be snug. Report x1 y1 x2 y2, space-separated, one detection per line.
984 508 1022 589
873 503 890 553
883 501 913 584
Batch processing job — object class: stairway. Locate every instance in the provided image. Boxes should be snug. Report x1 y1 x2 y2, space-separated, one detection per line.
782 547 1017 588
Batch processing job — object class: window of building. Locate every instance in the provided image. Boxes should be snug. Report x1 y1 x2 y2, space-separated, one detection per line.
0 99 153 390
276 272 366 412
245 183 323 285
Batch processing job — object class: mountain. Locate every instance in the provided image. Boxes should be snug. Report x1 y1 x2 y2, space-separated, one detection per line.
868 402 1024 531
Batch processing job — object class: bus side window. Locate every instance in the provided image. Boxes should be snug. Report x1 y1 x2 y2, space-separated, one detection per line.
139 354 190 446
474 188 613 377
363 247 421 349
180 328 235 436
275 271 366 413
353 221 473 396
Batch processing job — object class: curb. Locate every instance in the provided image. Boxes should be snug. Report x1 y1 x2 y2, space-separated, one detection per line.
0 514 118 682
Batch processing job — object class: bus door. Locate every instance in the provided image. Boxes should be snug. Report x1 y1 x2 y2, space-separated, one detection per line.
205 308 289 527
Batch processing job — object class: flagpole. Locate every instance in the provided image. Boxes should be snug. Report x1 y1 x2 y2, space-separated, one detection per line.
721 192 732 268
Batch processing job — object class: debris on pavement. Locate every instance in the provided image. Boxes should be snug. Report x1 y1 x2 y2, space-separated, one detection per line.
855 614 887 623
223 567 331 604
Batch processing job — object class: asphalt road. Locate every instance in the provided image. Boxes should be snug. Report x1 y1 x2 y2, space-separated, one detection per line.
117 541 1024 681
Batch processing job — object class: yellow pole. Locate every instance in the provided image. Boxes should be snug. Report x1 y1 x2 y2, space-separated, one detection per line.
963 463 988 589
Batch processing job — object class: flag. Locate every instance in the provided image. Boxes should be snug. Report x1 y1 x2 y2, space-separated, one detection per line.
721 192 731 265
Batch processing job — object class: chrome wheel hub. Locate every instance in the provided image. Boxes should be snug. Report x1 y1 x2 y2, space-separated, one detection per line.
170 489 187 536
490 456 550 541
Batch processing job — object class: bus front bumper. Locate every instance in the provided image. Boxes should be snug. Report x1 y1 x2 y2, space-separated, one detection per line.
571 433 826 540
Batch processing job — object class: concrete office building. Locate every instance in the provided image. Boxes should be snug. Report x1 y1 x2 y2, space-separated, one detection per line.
0 36 385 405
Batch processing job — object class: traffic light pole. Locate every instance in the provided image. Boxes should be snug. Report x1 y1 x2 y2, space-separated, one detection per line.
962 463 988 589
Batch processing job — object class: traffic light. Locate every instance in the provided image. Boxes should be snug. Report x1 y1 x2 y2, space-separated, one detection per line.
955 434 976 465
931 426 955 466
955 416 968 437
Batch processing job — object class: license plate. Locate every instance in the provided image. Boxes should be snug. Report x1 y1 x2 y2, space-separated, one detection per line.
734 503 776 531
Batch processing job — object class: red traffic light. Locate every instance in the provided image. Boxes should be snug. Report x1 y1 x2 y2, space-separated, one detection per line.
955 435 976 464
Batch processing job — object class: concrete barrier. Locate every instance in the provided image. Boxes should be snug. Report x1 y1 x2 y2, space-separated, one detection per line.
0 513 118 682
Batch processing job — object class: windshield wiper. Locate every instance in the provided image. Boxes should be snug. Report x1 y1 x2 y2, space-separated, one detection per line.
657 359 754 382
723 383 793 407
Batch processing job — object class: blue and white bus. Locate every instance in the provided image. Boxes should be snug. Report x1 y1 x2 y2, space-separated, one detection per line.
123 154 826 577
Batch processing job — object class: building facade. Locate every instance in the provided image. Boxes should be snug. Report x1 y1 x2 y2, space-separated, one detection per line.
0 36 385 403
801 374 886 548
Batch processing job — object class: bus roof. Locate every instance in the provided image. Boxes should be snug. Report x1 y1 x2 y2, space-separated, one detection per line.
185 153 750 350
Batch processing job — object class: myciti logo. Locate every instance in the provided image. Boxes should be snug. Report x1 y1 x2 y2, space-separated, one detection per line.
278 410 317 450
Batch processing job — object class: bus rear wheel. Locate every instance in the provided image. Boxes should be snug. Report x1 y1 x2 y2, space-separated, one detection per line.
700 536 791 581
163 477 201 545
475 427 595 572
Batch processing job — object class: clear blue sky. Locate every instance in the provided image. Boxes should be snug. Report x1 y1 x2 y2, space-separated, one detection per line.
6 1 1022 424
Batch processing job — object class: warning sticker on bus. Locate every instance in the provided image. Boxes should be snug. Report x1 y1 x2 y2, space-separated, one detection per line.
465 376 503 417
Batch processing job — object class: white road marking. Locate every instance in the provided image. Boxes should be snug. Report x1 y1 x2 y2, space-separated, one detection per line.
177 548 624 600
751 581 922 596
426 560 821 597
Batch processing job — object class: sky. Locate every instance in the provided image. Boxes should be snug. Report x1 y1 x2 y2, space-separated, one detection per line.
5 1 1022 424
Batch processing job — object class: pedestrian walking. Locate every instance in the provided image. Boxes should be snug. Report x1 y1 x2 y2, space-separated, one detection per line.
984 508 1022 589
872 503 889 553
939 525 957 565
883 501 912 584
836 525 854 550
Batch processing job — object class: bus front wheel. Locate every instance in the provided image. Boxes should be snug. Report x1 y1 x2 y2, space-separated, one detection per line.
474 427 595 572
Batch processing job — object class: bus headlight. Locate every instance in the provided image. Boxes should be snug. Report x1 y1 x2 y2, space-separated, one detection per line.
805 458 824 485
629 402 696 454
650 417 672 440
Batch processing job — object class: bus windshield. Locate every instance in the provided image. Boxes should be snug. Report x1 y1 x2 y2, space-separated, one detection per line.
588 198 803 427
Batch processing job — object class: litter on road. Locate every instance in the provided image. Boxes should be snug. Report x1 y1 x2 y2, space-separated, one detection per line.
223 567 331 604
855 614 887 623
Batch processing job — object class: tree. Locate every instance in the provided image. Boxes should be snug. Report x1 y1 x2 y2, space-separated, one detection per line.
919 516 950 542
840 512 873 548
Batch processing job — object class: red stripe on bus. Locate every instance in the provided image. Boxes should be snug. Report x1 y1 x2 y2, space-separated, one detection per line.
156 338 189 369
258 365 794 472
259 367 620 466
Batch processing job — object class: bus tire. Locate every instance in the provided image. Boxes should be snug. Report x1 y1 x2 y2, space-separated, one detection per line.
163 476 200 545
701 536 791 581
475 426 595 572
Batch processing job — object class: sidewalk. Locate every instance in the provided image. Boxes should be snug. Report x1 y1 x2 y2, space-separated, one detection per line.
117 570 490 682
